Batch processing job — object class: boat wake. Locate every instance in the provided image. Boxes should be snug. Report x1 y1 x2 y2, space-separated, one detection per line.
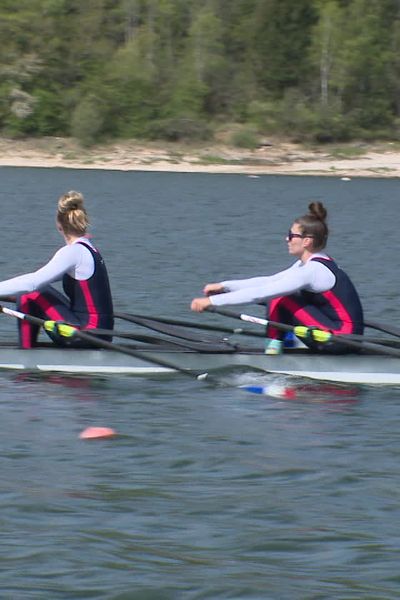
226 371 362 404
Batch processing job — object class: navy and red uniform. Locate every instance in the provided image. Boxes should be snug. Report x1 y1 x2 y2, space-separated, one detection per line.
62 242 114 333
0 238 113 348
268 257 363 353
209 253 364 354
17 242 114 348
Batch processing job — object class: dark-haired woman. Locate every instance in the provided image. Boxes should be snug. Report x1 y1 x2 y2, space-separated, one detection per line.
191 202 363 354
0 191 114 348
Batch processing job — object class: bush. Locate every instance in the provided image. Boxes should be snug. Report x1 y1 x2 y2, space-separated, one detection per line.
70 95 105 146
230 127 258 149
247 100 282 132
146 117 212 142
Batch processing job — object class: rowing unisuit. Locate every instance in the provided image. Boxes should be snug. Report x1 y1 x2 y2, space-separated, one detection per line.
209 253 364 352
0 238 114 348
62 241 113 330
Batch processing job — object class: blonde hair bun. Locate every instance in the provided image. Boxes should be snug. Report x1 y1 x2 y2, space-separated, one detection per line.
57 191 89 235
58 190 85 213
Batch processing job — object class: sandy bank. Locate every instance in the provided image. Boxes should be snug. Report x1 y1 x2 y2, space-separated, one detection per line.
0 136 399 177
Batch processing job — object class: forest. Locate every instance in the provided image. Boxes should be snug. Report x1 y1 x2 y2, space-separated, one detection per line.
1 0 400 146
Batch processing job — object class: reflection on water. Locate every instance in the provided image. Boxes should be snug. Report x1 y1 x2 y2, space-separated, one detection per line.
268 381 362 404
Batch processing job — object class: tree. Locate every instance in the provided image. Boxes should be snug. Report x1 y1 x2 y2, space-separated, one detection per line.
251 0 318 94
338 0 395 131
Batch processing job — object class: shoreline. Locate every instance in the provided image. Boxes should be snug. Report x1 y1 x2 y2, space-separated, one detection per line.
0 136 399 177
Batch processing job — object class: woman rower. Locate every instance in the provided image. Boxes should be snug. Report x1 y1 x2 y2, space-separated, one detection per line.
0 190 114 348
191 202 363 354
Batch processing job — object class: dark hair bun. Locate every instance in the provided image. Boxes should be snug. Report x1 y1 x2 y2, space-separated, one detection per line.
308 201 327 222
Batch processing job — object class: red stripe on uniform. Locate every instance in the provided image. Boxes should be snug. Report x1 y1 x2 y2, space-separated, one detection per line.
20 292 67 349
33 292 68 321
79 280 99 329
269 294 354 336
321 290 354 334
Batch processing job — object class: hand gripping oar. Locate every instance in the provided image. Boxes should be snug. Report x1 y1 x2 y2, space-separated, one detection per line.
0 305 278 396
207 306 400 358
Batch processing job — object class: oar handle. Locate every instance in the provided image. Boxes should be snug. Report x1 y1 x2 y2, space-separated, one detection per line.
207 305 267 326
1 305 43 324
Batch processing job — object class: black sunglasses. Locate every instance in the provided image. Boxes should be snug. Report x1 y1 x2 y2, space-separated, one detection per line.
287 229 314 241
287 229 304 241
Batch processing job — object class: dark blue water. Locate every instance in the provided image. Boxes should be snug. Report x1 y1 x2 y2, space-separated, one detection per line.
1 167 400 598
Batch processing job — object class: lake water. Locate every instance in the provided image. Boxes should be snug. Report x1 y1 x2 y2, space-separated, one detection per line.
1 167 400 599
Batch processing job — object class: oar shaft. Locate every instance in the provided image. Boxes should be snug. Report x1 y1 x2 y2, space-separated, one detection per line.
114 311 265 338
89 327 237 353
208 306 400 358
364 319 400 339
0 306 207 378
0 304 303 398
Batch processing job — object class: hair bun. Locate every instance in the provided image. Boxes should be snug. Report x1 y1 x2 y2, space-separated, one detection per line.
57 190 89 236
58 191 84 214
308 201 327 222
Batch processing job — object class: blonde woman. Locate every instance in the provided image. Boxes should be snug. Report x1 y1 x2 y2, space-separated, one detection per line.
0 191 113 348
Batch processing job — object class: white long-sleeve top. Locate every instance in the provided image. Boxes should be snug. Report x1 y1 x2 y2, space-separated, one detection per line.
210 253 336 306
0 238 95 297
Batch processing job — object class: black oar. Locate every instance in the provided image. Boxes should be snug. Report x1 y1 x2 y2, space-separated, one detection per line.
364 319 400 339
89 328 179 345
207 306 400 358
115 312 228 343
114 311 265 338
91 324 400 349
88 327 238 353
109 320 400 350
0 305 224 377
119 313 400 346
0 305 275 395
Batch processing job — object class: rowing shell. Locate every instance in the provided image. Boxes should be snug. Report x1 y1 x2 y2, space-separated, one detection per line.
0 342 399 385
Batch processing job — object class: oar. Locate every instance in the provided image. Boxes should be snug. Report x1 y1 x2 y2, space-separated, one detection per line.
0 305 220 377
88 327 238 353
114 311 265 338
113 312 240 347
364 319 400 339
207 306 400 358
0 305 273 396
118 312 400 345
77 324 400 350
89 328 181 345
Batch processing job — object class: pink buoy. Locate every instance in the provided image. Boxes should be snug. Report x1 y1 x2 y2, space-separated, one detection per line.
79 426 116 440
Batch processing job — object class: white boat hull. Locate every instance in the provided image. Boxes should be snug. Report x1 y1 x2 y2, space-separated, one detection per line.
0 344 399 385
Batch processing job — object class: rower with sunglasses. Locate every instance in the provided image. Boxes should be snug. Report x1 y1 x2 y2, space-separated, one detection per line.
191 201 363 354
